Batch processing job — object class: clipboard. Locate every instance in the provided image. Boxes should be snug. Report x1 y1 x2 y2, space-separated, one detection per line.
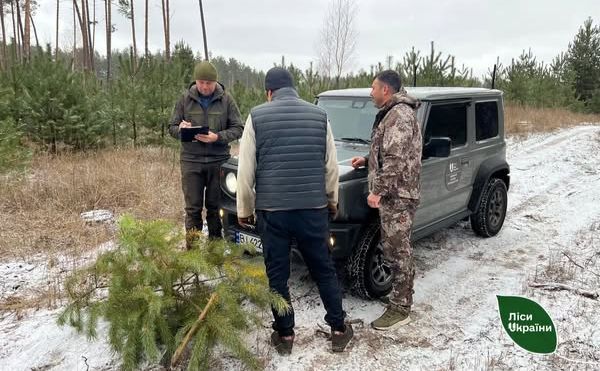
180 126 210 142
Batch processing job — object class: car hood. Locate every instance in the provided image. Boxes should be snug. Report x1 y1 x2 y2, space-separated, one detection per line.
335 141 369 181
228 141 369 182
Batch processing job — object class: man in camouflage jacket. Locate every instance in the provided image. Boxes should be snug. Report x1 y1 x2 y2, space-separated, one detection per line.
351 70 422 330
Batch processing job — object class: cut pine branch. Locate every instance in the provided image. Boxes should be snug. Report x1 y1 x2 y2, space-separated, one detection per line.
170 292 218 367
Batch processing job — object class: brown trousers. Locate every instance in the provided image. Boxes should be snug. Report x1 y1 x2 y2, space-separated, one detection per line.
379 197 418 309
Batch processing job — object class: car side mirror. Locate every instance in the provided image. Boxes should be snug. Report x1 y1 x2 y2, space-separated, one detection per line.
423 137 451 159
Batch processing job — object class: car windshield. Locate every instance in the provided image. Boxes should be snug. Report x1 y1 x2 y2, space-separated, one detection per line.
317 97 378 143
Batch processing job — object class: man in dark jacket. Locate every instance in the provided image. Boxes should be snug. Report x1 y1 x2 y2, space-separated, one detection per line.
169 61 243 242
236 67 353 355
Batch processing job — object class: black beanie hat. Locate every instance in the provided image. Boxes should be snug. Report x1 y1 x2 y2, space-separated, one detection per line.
264 67 294 91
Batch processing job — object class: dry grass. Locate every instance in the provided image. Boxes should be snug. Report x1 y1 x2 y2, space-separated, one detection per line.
0 146 183 259
505 104 600 135
533 221 600 287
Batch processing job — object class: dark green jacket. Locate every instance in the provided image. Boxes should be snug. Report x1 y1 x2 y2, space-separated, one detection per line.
169 82 243 163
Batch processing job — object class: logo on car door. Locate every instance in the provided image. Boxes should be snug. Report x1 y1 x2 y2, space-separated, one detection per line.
446 160 461 190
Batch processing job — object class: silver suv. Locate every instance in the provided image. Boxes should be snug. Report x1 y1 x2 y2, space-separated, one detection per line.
220 87 510 299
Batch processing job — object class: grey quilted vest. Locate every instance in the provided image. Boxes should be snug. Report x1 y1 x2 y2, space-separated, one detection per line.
251 87 328 211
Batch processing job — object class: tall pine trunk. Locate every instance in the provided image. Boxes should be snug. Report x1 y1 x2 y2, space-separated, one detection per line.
23 0 30 59
129 0 137 64
84 0 94 70
161 0 169 61
105 0 112 82
105 0 115 145
55 0 59 59
10 0 17 61
74 0 92 71
72 1 77 68
130 47 137 146
144 0 148 58
16 0 24 60
29 11 39 49
0 0 7 67
73 0 87 70
92 0 96 59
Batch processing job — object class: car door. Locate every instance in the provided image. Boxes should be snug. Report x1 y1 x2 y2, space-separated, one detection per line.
413 100 473 230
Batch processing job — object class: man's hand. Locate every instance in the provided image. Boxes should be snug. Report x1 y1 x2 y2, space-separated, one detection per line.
367 193 381 208
351 156 366 169
238 215 256 229
178 120 192 130
327 202 338 219
195 131 219 143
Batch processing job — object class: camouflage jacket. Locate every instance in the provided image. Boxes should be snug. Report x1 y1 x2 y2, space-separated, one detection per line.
368 89 422 200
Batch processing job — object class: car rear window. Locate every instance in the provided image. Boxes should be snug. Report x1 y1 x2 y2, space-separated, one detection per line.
475 101 499 141
424 103 468 148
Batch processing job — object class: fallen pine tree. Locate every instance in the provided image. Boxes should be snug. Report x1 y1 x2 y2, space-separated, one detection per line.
58 215 288 370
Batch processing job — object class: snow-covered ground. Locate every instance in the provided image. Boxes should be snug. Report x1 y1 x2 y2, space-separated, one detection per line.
1 125 599 371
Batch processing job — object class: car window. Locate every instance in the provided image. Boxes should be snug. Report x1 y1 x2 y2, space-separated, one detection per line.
424 103 467 148
317 98 378 141
475 101 499 141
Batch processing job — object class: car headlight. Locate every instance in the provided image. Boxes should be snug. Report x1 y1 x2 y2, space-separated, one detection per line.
225 172 237 194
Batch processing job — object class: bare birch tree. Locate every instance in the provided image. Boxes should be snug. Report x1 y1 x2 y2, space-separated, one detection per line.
317 0 358 88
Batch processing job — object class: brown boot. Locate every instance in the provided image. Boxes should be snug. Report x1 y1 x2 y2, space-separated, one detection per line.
185 229 202 250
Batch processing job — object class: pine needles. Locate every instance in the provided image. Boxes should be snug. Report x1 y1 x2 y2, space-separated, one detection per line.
58 214 288 371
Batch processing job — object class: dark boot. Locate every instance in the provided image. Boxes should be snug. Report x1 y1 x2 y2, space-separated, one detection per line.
331 323 353 352
270 331 294 355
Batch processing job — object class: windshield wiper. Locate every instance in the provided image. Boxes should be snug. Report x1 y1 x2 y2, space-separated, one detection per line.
338 137 371 144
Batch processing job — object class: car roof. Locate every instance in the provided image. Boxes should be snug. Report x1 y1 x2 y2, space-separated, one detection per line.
317 87 503 101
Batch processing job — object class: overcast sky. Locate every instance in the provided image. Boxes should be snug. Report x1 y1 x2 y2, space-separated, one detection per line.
28 0 600 78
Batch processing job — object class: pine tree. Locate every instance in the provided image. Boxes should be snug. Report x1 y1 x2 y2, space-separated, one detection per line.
171 41 194 82
0 83 30 170
567 17 600 112
58 215 288 371
6 50 106 152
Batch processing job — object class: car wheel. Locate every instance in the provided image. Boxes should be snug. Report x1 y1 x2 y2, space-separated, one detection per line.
471 178 508 237
346 222 393 299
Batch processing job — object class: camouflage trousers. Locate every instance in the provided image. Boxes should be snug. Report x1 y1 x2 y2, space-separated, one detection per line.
379 197 419 310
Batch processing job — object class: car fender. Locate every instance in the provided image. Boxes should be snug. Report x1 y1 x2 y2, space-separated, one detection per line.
468 157 510 212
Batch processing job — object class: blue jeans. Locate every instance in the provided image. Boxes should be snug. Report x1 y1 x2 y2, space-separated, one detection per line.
256 208 345 336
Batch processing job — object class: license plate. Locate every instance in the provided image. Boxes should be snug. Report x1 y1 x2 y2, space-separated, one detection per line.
236 231 263 253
